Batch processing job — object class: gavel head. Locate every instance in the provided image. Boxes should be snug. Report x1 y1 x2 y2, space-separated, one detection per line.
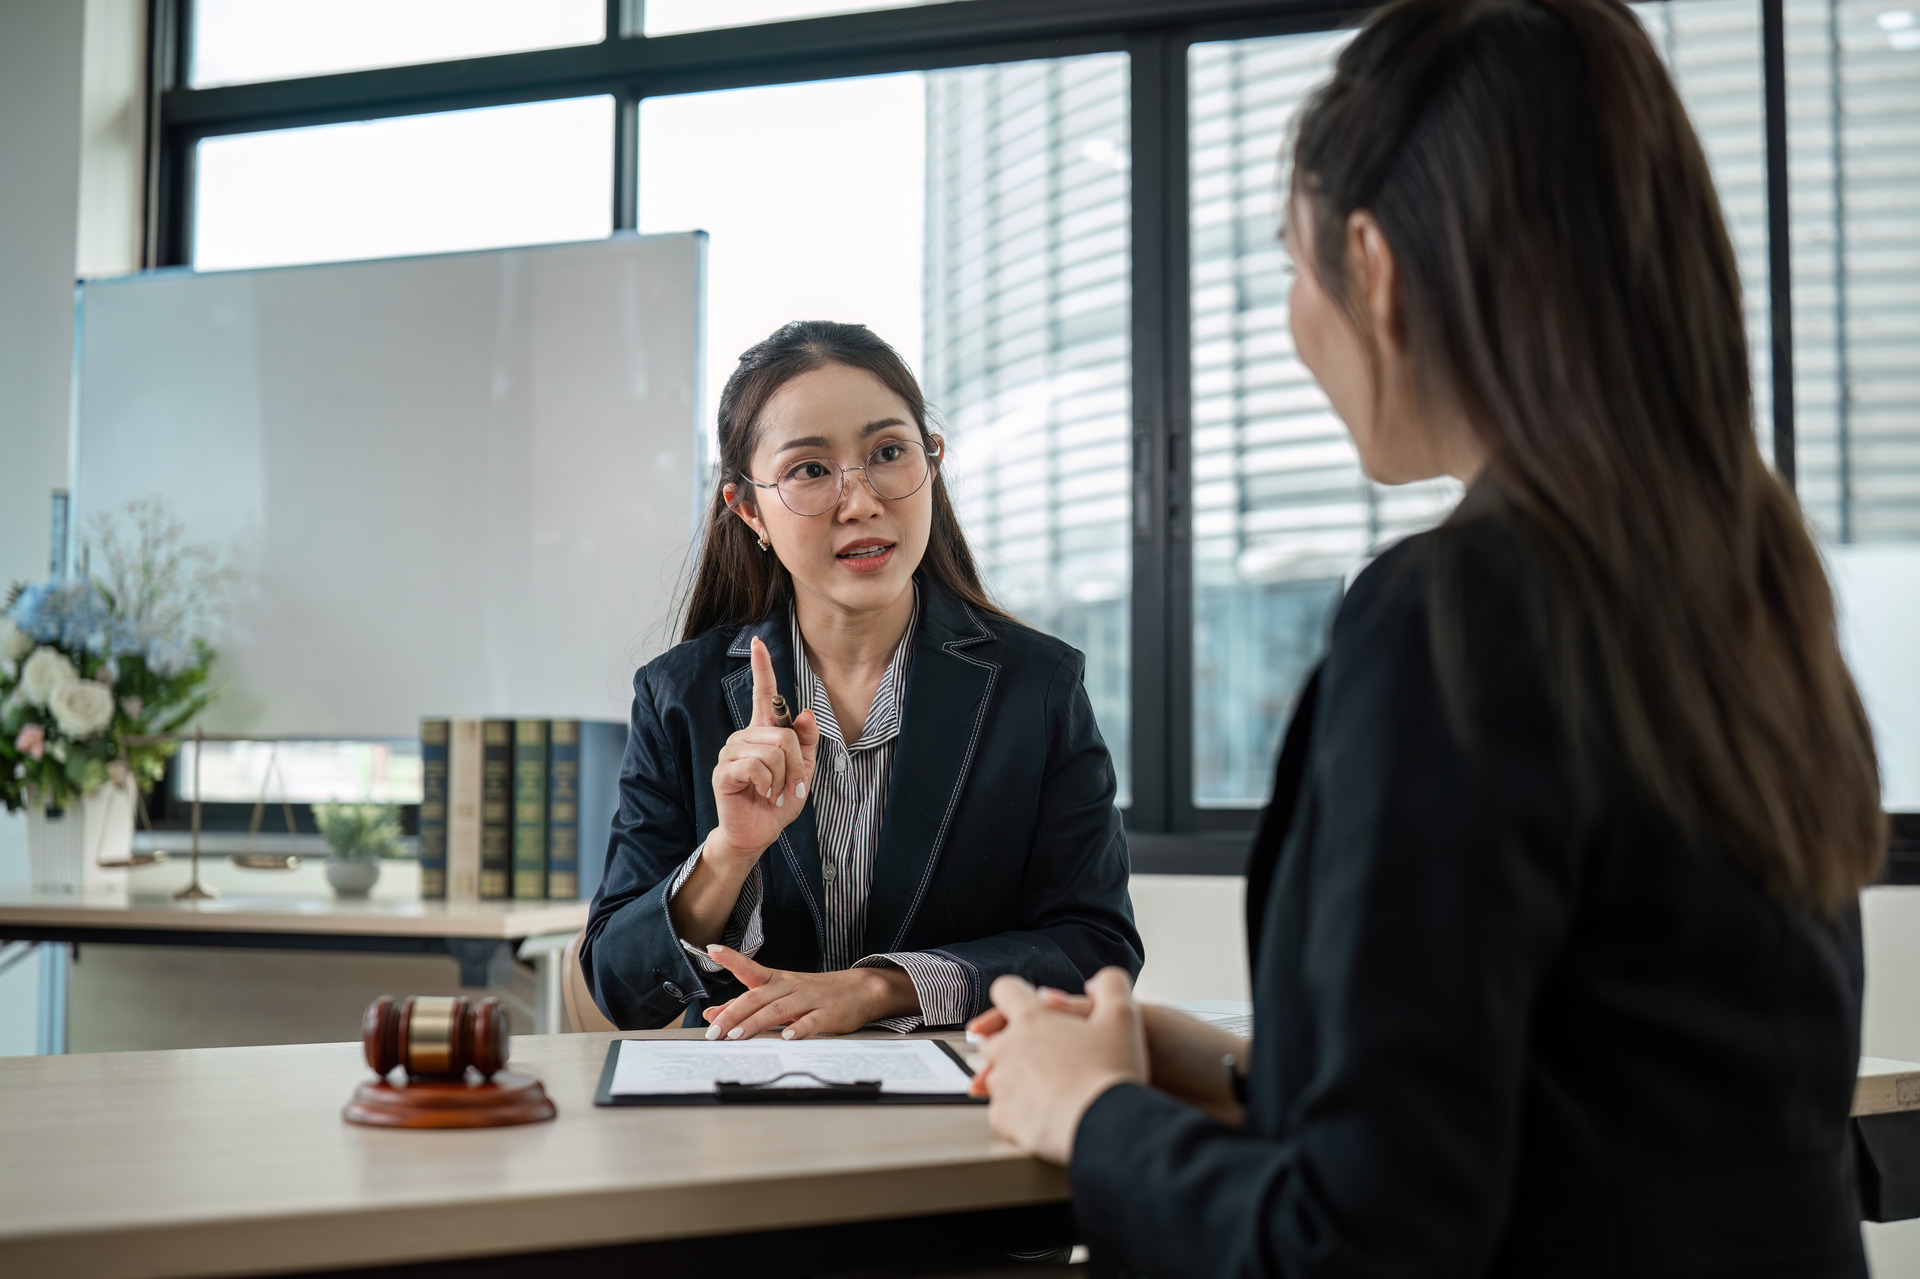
363 995 509 1081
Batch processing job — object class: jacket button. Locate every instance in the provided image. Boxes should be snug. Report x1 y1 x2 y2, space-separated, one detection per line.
664 982 684 1000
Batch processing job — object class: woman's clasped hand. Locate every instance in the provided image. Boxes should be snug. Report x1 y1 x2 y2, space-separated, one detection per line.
967 970 1146 1163
968 969 1251 1164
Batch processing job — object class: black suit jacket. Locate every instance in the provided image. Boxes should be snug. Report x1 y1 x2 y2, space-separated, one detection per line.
581 578 1144 1030
1072 511 1866 1277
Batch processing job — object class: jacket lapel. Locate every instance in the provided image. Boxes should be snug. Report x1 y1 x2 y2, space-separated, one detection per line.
723 612 827 956
864 584 999 955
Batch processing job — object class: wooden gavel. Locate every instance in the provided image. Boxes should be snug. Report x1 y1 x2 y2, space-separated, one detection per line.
362 995 509 1081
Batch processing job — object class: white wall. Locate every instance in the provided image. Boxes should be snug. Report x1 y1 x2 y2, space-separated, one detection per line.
1130 873 1250 1005
0 0 88 1055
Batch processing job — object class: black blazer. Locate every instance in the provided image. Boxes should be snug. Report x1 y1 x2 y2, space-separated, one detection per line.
581 578 1144 1030
1072 509 1866 1277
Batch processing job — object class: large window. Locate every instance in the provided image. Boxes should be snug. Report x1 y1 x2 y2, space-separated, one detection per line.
194 97 614 271
1786 0 1920 541
637 75 929 418
190 0 603 87
1182 4 1838 808
1638 0 1774 452
924 57 1133 798
1187 31 1459 807
643 0 961 36
163 0 1918 864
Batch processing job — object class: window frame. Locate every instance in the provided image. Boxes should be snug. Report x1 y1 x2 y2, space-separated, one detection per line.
148 0 1800 874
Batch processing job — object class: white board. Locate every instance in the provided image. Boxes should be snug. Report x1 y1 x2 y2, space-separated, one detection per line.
71 233 705 735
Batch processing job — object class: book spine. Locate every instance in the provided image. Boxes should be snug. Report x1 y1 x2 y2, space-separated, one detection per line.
418 718 450 900
446 718 484 901
546 720 580 900
480 719 514 900
512 719 549 900
576 721 628 904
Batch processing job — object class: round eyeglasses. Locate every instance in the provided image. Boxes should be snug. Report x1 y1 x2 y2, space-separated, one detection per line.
740 438 940 518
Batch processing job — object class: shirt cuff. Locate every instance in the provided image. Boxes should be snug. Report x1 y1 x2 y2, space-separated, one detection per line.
666 841 764 973
855 951 973 1030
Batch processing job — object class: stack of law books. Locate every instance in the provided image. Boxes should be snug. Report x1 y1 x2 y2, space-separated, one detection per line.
417 718 624 903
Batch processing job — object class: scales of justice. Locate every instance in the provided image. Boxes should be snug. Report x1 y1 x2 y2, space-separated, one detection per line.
127 726 360 900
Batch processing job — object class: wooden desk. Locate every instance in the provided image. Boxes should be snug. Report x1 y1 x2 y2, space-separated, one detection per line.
1857 1057 1920 1116
0 1030 1070 1279
2 1029 1913 1276
0 889 589 1046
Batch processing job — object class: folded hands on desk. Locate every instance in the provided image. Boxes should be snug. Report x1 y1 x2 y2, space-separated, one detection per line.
967 968 1249 1164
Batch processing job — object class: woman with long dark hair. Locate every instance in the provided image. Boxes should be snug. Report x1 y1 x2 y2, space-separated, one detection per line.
583 320 1142 1037
971 0 1883 1272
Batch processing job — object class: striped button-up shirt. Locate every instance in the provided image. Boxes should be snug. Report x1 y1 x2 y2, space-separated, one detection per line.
669 594 971 1029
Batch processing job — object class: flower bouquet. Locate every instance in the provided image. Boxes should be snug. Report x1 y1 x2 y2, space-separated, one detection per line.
0 500 225 891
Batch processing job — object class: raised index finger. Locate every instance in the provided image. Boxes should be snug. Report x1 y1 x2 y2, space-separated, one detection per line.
749 637 777 726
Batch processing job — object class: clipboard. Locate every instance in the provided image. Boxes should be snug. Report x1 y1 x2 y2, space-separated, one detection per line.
593 1038 987 1106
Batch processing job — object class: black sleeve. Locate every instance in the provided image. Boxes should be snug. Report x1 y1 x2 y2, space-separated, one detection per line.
580 668 715 1030
1071 546 1580 1278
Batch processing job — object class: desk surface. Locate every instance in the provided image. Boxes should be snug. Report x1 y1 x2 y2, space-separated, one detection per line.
0 889 588 940
0 1030 1064 1279
1857 1056 1920 1117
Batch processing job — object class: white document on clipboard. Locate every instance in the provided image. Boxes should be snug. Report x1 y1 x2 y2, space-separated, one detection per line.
607 1038 974 1098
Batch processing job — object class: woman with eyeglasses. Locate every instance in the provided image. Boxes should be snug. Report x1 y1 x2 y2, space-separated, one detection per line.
582 319 1143 1038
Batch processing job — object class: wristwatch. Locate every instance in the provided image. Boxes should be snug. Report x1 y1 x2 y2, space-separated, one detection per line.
1222 1053 1249 1106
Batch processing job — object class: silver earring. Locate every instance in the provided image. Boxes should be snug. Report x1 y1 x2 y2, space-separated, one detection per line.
757 537 770 551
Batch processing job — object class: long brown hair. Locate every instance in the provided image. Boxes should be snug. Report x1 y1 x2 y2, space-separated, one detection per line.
680 320 1006 643
1292 0 1883 910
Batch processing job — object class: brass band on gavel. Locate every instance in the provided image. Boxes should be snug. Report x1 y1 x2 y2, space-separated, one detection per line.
362 995 509 1081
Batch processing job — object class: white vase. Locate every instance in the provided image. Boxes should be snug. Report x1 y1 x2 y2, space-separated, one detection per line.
25 779 137 897
325 857 381 898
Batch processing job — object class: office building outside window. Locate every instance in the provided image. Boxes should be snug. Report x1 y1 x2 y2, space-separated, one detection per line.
1785 0 1920 542
1175 3 1917 808
923 54 1133 800
1187 31 1460 807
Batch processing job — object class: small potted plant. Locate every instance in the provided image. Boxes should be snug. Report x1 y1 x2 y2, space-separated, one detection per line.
313 801 404 898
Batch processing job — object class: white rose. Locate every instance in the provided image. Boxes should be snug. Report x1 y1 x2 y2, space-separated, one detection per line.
0 617 29 663
20 647 78 707
48 678 116 741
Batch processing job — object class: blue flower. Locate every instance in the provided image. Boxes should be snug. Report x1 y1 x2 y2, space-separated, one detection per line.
6 584 57 642
7 582 116 655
